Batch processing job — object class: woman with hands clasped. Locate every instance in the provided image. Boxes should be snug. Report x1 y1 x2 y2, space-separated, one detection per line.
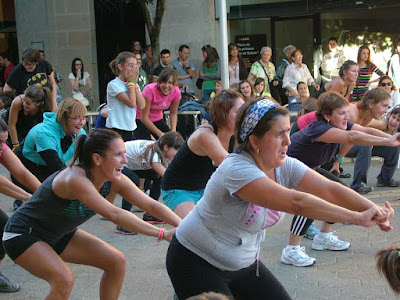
2 129 181 300
106 52 145 142
166 98 393 299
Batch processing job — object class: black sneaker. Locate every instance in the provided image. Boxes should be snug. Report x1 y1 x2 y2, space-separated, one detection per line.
143 212 166 224
114 226 137 235
377 180 400 187
13 200 23 211
353 183 373 195
0 272 20 293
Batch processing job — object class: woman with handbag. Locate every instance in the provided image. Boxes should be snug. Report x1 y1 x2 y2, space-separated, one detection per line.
199 46 221 103
248 46 277 100
69 58 93 109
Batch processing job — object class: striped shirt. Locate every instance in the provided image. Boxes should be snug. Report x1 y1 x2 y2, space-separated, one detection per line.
351 63 383 101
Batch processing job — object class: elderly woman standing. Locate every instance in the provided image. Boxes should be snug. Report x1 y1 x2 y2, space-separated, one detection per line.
283 49 320 103
248 46 275 98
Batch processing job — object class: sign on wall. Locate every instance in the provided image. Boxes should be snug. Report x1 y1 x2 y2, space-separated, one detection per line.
235 34 268 69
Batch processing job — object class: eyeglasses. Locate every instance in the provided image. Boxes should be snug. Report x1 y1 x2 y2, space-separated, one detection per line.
69 116 87 122
380 82 392 87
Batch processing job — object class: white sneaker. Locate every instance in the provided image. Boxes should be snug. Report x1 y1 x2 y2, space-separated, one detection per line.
312 232 350 251
280 246 316 267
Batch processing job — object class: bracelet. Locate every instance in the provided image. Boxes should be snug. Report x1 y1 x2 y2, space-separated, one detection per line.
157 228 166 242
335 154 344 162
127 85 135 89
127 81 136 87
185 66 190 70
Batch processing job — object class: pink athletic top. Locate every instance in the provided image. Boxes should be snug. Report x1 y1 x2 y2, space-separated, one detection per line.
0 144 8 161
297 111 317 130
136 83 181 122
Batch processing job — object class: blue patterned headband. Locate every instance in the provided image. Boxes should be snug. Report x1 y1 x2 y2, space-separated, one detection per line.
239 99 278 142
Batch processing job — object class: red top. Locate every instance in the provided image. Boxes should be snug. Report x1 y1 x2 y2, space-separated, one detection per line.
4 63 15 83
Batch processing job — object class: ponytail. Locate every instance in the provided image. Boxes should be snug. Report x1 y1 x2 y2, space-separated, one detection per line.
42 86 53 112
109 51 135 76
142 131 184 168
71 129 121 168
376 243 400 295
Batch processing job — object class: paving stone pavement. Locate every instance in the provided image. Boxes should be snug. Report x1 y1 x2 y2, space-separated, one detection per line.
0 159 400 299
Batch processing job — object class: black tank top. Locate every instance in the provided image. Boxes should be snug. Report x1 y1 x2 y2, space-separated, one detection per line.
5 166 111 244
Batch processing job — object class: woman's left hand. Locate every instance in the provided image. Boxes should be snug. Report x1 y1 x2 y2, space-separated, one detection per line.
200 71 205 77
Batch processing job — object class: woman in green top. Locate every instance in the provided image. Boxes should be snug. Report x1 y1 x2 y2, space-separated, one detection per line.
199 46 221 103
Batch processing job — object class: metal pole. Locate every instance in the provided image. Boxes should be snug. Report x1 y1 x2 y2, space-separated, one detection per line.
218 0 229 89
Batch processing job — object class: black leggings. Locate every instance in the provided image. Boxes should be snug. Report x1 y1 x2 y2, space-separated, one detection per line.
0 209 8 260
290 167 346 236
134 119 170 140
166 235 292 300
120 167 161 211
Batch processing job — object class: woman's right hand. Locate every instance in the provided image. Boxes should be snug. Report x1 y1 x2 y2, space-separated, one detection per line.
76 69 81 80
288 87 297 96
127 66 139 83
163 228 176 242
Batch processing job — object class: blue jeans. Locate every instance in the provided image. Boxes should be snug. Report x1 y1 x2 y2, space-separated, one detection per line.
201 89 214 103
346 145 399 189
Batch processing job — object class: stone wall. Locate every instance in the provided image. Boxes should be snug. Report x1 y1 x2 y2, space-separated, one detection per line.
14 0 99 108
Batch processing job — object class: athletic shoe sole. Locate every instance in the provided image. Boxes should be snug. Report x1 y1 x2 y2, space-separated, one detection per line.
311 243 350 251
280 257 315 267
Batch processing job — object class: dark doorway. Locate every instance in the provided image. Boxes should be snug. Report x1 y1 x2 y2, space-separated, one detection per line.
94 0 146 103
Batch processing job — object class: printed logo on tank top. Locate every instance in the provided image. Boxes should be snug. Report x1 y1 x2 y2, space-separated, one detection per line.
60 200 96 217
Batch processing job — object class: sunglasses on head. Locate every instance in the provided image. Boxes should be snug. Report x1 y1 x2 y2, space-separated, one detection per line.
381 82 392 87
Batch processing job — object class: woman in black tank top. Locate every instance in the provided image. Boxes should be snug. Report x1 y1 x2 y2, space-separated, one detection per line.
161 90 245 219
2 129 181 299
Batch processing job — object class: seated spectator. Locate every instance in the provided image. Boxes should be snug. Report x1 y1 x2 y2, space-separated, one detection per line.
3 49 57 110
142 45 154 82
296 81 309 103
378 75 399 108
131 40 142 55
8 85 53 149
135 68 180 140
115 131 184 234
254 78 270 98
161 90 244 218
210 80 222 99
134 52 149 91
283 49 320 103
238 80 255 102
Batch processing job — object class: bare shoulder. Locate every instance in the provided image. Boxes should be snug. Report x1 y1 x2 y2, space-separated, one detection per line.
188 125 217 153
52 166 90 199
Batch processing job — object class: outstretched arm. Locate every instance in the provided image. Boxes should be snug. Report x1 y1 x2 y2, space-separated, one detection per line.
0 175 32 200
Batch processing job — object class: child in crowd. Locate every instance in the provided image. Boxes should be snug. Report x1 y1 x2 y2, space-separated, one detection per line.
296 81 309 102
210 80 222 99
254 77 270 97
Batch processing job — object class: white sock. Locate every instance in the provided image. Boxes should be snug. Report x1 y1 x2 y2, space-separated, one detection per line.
286 245 300 251
317 232 330 238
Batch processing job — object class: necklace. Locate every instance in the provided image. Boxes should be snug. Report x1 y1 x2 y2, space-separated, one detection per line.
230 61 238 78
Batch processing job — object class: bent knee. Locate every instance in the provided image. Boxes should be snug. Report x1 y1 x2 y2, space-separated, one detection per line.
50 271 75 297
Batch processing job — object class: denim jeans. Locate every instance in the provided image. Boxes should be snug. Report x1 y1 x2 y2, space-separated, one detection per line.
345 145 399 189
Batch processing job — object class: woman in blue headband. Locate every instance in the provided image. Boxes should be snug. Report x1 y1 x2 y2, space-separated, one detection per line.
166 98 394 300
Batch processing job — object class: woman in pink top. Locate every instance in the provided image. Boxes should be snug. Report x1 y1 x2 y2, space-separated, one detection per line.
135 68 181 140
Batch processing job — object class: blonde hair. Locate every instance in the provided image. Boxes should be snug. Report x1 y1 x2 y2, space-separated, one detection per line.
57 98 87 132
109 51 136 76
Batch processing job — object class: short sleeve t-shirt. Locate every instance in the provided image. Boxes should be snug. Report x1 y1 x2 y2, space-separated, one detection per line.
176 152 308 271
7 60 54 95
106 77 137 131
124 140 160 170
137 82 181 122
288 120 353 169
68 72 90 96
